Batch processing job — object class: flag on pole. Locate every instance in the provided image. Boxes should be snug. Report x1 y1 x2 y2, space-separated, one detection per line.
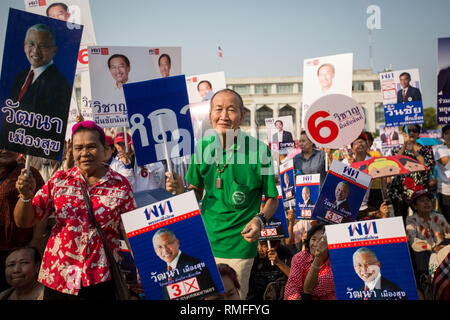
218 45 223 58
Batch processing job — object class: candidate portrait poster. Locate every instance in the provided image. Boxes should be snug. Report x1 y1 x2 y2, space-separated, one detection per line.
261 186 289 240
326 217 418 300
265 115 295 154
24 0 96 73
0 8 82 160
88 46 181 128
311 160 372 224
302 53 353 126
295 174 320 220
186 71 226 143
279 159 295 201
379 68 424 127
378 124 402 156
121 191 223 300
437 37 450 125
123 75 193 166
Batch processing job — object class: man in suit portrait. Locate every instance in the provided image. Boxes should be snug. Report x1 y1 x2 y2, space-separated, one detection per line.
380 126 389 144
272 120 293 143
1 23 71 156
152 228 217 299
353 247 407 300
397 72 422 103
197 80 214 101
334 181 351 212
108 54 130 89
301 186 315 207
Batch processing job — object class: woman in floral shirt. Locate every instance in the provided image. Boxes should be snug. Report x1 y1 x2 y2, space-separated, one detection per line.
14 121 136 300
387 125 435 222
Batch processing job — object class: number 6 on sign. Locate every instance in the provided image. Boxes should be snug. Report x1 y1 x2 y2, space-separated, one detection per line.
304 94 365 149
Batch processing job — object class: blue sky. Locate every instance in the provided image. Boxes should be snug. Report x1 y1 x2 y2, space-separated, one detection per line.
1 0 450 109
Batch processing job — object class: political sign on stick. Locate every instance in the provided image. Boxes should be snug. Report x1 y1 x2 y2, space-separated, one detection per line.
121 191 224 300
261 186 289 241
295 174 320 220
0 8 82 160
123 75 193 168
311 160 372 224
88 46 181 128
279 159 295 201
304 94 365 150
379 68 424 127
265 116 296 154
326 217 418 300
438 37 450 125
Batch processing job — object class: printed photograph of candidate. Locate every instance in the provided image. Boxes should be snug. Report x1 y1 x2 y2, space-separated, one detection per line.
0 9 82 159
397 72 422 104
152 228 218 300
186 71 226 104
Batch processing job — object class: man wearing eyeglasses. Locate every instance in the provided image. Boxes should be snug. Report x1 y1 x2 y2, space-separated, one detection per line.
1 23 71 157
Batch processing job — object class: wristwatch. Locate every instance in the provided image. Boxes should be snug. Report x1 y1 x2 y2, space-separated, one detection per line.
255 212 267 228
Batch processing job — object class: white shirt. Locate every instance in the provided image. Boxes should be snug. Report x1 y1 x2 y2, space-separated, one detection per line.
133 161 165 192
434 144 450 195
109 155 135 187
167 250 182 270
365 272 382 290
30 60 54 84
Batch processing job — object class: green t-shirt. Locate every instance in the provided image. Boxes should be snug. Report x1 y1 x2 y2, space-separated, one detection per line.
186 131 279 259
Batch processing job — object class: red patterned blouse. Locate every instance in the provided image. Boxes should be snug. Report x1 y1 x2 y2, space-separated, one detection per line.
33 166 136 295
284 250 336 300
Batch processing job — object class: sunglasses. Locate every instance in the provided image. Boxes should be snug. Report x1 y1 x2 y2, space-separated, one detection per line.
407 128 419 133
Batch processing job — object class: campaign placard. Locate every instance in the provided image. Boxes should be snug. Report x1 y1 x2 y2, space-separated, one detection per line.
123 75 193 166
265 116 296 154
0 8 82 160
261 186 289 240
311 160 372 224
302 53 353 127
295 174 320 220
326 217 418 300
279 159 295 201
24 0 96 73
186 71 226 143
438 37 450 125
121 191 223 300
379 68 424 127
88 46 181 128
304 94 365 149
379 124 403 156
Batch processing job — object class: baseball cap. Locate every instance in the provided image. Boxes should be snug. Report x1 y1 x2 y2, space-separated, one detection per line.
114 132 132 144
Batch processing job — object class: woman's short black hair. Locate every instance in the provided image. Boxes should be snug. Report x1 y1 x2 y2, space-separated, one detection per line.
7 245 41 264
304 222 326 252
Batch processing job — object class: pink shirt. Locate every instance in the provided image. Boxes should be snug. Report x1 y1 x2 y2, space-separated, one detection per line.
33 166 136 295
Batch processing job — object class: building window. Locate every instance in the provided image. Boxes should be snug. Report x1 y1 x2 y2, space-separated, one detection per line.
256 105 273 126
233 85 250 95
242 107 251 127
276 83 293 94
375 102 385 123
254 84 271 95
373 81 381 91
352 81 365 92
279 105 296 124
297 83 303 93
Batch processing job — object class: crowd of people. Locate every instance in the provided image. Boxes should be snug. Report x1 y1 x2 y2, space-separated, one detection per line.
0 88 449 301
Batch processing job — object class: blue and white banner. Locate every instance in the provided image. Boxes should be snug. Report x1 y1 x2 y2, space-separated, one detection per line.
438 37 450 125
295 174 320 220
379 69 424 127
326 217 418 300
123 75 194 166
311 161 372 224
0 8 82 160
121 191 223 300
280 159 295 201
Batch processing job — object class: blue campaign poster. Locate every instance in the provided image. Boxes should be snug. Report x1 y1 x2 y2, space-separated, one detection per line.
383 101 424 127
0 8 82 160
121 192 223 300
311 161 371 224
123 75 194 166
280 160 295 201
295 174 320 220
326 218 418 300
261 191 289 240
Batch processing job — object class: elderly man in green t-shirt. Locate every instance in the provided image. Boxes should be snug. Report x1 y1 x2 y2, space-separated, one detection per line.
166 89 279 299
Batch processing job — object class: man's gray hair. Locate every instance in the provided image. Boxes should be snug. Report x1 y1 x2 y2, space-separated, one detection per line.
352 247 378 263
210 88 245 112
152 228 177 245
25 24 57 47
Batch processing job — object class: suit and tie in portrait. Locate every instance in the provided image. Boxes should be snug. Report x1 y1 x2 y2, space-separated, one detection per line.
0 23 72 158
396 72 422 104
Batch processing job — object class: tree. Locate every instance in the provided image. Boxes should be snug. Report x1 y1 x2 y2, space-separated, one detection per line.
423 107 437 130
